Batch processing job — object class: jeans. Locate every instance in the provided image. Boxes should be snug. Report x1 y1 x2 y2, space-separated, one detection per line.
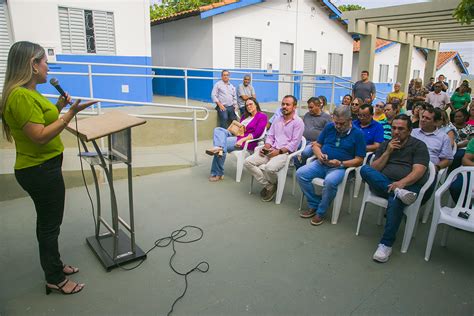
293 144 314 170
210 127 237 176
360 165 422 247
14 154 66 284
296 160 346 217
448 149 465 173
239 107 245 116
216 106 238 128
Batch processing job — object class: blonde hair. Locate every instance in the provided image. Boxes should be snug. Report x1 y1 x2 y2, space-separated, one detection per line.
0 41 45 142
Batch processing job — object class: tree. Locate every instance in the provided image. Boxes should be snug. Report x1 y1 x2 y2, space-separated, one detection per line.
150 0 216 20
338 4 365 12
453 0 474 25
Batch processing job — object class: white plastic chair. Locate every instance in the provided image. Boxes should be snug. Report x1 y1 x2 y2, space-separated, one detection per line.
353 152 373 198
421 142 457 223
298 156 356 224
356 162 436 253
425 166 474 261
249 136 306 204
230 127 267 182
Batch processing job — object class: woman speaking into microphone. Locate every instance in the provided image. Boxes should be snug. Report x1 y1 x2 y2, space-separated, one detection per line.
0 41 96 295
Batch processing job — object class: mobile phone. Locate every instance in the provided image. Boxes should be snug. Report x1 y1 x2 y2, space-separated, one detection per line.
261 147 271 155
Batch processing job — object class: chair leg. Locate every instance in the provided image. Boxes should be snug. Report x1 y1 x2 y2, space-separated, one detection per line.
348 178 354 214
441 225 449 247
400 208 418 253
422 196 434 224
424 222 439 261
275 171 286 205
249 176 254 195
235 155 244 183
356 201 367 236
291 167 296 196
331 185 345 224
299 190 304 211
354 171 362 198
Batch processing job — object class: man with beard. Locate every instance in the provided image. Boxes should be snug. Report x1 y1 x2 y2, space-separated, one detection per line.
297 106 366 225
244 95 304 202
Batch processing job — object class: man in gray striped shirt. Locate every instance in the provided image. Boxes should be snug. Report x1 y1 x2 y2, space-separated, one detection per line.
211 70 238 128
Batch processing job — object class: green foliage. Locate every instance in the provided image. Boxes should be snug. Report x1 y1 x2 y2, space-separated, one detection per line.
453 0 474 25
150 0 217 20
337 4 365 12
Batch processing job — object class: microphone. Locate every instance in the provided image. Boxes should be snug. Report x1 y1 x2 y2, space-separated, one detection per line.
49 78 68 100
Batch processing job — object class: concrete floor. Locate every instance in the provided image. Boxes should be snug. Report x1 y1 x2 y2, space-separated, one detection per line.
1 154 473 315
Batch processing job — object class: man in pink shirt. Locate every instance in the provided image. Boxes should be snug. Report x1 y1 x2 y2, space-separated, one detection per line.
244 95 305 202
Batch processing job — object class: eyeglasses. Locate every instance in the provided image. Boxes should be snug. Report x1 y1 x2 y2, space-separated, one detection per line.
351 102 359 106
358 113 371 118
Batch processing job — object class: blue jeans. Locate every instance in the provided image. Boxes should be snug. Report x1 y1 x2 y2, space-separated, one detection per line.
360 165 422 247
210 127 237 176
293 144 314 170
296 160 346 217
216 106 238 128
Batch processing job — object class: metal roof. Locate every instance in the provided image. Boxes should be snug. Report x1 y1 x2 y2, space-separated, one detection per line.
342 0 474 49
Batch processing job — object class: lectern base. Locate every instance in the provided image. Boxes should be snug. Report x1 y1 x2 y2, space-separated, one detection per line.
86 230 147 272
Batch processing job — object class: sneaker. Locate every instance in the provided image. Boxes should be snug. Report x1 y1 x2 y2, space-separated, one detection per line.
300 209 316 218
260 187 268 197
394 188 417 205
310 215 324 226
373 243 392 263
261 185 277 202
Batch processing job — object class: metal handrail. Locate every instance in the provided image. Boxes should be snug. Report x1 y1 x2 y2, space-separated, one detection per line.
44 94 209 165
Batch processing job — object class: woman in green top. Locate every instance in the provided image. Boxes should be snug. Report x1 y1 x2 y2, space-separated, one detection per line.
0 42 96 295
449 84 471 122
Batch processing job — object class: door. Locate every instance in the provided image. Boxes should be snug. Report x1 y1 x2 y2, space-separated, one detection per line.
0 0 12 92
302 50 317 102
278 42 294 101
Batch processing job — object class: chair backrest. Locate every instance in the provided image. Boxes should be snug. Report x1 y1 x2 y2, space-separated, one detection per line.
441 166 474 211
419 162 437 197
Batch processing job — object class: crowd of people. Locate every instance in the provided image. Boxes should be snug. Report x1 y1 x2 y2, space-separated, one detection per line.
207 69 474 263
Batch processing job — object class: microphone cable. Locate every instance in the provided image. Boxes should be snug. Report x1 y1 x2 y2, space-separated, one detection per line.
72 114 209 316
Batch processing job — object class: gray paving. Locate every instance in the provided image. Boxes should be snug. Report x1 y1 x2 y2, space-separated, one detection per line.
1 159 473 315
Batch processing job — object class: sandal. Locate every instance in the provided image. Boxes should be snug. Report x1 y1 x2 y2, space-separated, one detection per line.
63 264 79 275
46 279 84 295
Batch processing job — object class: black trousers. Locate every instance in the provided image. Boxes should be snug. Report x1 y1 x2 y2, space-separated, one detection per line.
15 154 66 284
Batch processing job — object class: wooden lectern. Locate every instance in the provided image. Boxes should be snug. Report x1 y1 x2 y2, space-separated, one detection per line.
66 110 147 271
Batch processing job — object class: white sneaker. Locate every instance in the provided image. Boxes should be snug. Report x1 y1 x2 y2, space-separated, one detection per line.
373 243 392 263
394 188 417 205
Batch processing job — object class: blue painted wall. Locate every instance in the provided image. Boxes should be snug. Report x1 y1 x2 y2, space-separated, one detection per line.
152 68 280 103
152 68 393 105
38 55 153 107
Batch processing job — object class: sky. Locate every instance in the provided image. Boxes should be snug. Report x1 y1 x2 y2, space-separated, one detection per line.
333 0 474 74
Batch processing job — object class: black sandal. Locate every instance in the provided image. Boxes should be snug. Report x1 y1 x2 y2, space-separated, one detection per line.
46 279 84 295
63 264 79 275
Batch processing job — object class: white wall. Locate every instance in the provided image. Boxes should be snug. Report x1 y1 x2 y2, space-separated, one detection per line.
354 44 427 83
151 16 213 68
211 0 353 76
7 0 151 56
437 59 463 93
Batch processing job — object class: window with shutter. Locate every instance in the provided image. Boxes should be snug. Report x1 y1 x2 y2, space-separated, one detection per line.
328 53 343 76
59 6 115 55
234 36 261 69
413 69 421 79
0 0 11 92
379 64 389 82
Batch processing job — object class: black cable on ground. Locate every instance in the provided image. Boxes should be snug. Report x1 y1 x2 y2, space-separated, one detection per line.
74 116 209 315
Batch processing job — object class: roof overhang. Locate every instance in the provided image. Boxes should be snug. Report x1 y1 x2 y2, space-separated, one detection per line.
342 0 474 50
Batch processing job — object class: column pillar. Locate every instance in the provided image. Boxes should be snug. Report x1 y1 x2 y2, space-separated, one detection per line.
397 42 413 93
358 30 377 81
424 48 438 86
